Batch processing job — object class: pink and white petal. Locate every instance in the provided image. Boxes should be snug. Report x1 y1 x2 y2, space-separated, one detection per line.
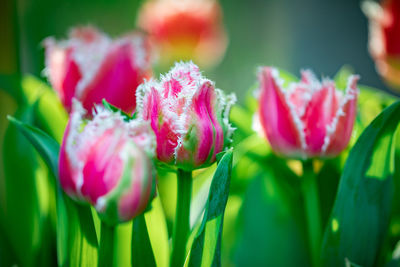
176 80 222 168
118 154 153 221
141 86 178 163
258 67 304 156
288 85 312 117
59 123 80 198
44 42 82 112
301 69 319 85
80 41 147 114
323 76 359 156
303 82 340 155
80 129 125 204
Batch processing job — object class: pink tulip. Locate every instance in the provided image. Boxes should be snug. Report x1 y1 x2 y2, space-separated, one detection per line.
137 0 228 68
44 26 152 114
363 0 400 88
136 61 236 170
59 101 156 223
256 67 359 158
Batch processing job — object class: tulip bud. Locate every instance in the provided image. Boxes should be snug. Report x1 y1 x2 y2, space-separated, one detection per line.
137 0 228 68
44 26 152 114
255 67 359 159
59 101 156 224
363 0 400 88
136 61 236 170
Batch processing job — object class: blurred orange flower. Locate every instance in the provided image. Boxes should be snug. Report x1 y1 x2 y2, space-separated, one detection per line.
137 0 228 68
363 0 400 89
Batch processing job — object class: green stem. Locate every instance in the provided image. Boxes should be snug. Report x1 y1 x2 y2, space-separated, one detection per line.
302 160 322 267
171 169 192 267
98 221 115 267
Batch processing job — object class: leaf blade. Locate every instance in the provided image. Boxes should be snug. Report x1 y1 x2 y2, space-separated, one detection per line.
321 101 400 266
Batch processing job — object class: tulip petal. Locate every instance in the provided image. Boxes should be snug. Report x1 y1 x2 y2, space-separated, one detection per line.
258 67 304 156
176 80 222 168
303 80 340 155
45 42 82 112
323 76 359 156
58 123 79 198
80 130 124 204
81 38 149 114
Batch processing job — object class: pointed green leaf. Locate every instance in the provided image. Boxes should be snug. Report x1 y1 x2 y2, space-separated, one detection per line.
2 107 51 266
321 101 400 266
7 116 99 266
188 149 233 267
7 116 60 177
131 214 156 267
145 196 170 267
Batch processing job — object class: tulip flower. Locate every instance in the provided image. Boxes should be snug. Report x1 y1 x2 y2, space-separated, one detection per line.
363 0 400 88
136 61 236 170
137 0 228 68
59 101 156 224
44 26 152 114
256 67 359 159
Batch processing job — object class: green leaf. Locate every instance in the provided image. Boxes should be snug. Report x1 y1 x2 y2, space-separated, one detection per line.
321 101 400 266
0 73 22 103
2 106 53 266
145 196 170 267
233 158 309 266
66 202 99 267
22 75 68 143
188 149 233 267
7 116 60 176
131 214 156 267
7 116 98 266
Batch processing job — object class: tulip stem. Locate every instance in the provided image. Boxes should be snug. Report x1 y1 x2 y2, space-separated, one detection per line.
171 169 192 267
99 221 115 267
302 160 321 267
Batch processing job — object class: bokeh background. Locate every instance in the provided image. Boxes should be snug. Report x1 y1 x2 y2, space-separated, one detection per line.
0 0 394 266
0 0 391 100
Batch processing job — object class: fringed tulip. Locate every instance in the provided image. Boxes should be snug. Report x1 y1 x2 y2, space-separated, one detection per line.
136 61 236 170
363 0 400 88
44 26 152 114
137 0 228 68
59 101 156 224
255 67 359 159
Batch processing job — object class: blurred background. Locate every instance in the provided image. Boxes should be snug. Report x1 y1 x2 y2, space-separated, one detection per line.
0 0 394 266
0 0 391 101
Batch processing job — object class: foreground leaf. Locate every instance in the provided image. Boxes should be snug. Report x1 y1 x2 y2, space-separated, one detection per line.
188 149 233 267
8 116 59 176
8 117 98 266
321 101 400 266
131 214 156 267
2 107 54 266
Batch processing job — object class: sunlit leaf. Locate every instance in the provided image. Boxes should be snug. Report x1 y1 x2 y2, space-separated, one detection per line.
188 149 233 267
321 101 400 266
145 196 170 267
